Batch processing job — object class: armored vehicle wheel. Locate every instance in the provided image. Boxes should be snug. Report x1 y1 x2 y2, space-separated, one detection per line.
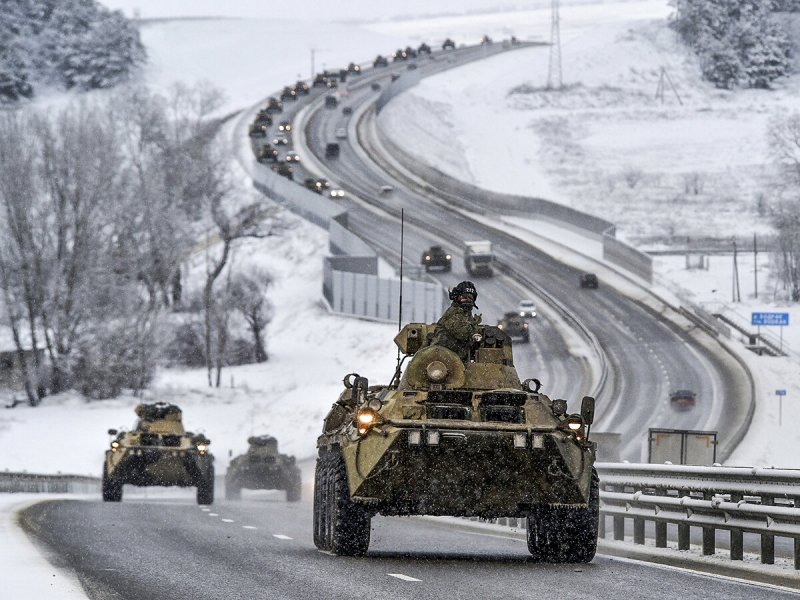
313 457 328 550
326 449 371 556
197 463 215 505
526 468 599 562
286 472 302 503
101 462 122 502
225 478 241 501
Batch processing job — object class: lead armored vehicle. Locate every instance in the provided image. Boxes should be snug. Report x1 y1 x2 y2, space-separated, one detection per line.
314 323 599 560
497 311 530 343
102 403 214 504
226 435 302 501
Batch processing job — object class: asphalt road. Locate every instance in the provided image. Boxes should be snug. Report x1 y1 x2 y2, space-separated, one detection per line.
21 493 798 600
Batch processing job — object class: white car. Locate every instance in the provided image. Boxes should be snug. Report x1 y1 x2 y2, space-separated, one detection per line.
517 300 537 318
335 127 347 139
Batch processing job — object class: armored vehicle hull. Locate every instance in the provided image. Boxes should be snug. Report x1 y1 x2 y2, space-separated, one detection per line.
102 403 214 505
314 324 598 560
225 435 301 502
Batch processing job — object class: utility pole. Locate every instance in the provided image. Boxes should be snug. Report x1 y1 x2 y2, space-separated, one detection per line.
310 48 315 80
655 67 683 105
732 238 741 302
547 0 562 90
753 233 758 299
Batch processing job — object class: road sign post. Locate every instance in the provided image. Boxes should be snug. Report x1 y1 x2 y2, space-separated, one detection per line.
751 313 790 353
776 389 787 426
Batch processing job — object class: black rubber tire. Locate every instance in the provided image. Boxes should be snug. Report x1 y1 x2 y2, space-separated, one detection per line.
313 457 328 550
327 450 371 556
197 463 215 505
286 472 302 503
101 462 123 502
225 478 241 501
527 467 599 562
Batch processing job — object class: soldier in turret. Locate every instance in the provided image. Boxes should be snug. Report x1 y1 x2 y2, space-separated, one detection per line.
431 281 482 363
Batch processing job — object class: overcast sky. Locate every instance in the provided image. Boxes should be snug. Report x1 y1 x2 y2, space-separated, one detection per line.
99 0 566 22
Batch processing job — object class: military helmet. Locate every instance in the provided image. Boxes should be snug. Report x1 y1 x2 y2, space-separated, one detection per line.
449 280 478 308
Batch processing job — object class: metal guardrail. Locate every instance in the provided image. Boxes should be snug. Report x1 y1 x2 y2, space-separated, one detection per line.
597 462 800 568
0 472 100 494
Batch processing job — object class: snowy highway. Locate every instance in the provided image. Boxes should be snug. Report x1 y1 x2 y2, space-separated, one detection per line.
20 492 798 600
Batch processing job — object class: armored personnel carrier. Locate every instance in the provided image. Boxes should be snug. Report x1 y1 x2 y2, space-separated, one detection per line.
225 435 302 501
314 323 598 560
102 403 214 504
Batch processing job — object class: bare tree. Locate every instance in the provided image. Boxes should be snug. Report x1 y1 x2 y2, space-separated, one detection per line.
768 112 800 189
230 267 274 363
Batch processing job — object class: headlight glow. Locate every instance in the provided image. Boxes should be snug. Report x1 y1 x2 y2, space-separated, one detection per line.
355 408 381 435
446 255 451 260
197 443 207 453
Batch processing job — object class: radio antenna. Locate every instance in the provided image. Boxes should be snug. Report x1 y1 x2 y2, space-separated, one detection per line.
398 208 405 332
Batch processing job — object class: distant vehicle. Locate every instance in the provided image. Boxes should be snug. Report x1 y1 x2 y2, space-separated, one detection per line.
378 185 394 195
370 82 381 91
271 162 294 180
278 120 292 133
295 80 310 95
225 435 301 502
418 42 432 54
256 145 279 163
325 142 341 158
103 403 214 504
510 35 519 45
373 55 388 67
272 136 289 146
284 151 301 163
265 97 283 113
481 34 493 45
254 110 273 126
317 178 331 189
342 106 353 116
338 69 348 83
390 73 401 82
248 123 268 138
392 48 408 61
347 62 361 73
421 245 452 272
580 273 599 289
335 127 347 139
304 177 324 194
407 63 418 71
464 240 494 277
497 312 530 343
280 86 297 101
325 95 338 109
329 188 345 198
517 300 537 318
405 46 418 58
313 73 329 87
669 390 697 412
442 38 456 50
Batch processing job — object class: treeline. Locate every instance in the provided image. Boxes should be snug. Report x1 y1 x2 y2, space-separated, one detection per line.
671 0 794 89
0 84 280 404
0 0 146 101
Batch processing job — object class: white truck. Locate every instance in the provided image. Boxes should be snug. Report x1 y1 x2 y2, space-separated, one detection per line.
464 240 494 277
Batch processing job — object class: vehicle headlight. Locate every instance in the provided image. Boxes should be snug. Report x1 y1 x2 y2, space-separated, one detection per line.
520 311 525 316
355 408 381 435
197 443 207 454
111 441 120 452
446 255 451 260
497 324 504 330
523 323 529 328
425 255 431 260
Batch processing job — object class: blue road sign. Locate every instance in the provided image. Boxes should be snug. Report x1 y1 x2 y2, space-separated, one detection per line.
776 389 787 396
752 312 789 326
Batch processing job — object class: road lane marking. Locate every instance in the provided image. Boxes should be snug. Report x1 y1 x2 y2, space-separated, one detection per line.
242 526 258 530
208 513 218 517
388 574 421 582
221 519 234 523
273 534 293 540
201 508 211 512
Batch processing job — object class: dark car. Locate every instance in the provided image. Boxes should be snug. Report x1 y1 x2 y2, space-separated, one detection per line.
271 162 294 180
391 73 401 82
374 55 389 67
278 120 292 133
280 86 297 101
304 177 324 194
370 82 381 91
497 312 530 343
580 273 599 289
670 389 696 412
342 106 353 116
248 123 268 138
325 95 338 109
347 62 361 73
421 245 452 272
407 63 418 71
295 80 310 95
338 69 348 83
418 42 432 54
325 142 340 158
442 38 456 50
256 145 279 163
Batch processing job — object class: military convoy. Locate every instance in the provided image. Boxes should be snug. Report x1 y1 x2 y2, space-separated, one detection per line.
226 435 302 502
102 403 215 505
314 322 599 561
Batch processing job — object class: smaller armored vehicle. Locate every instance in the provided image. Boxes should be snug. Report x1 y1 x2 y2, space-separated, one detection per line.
254 110 273 126
481 34 493 45
421 245 452 272
405 46 418 58
418 42 432 54
280 86 297 101
373 55 388 68
497 311 530 343
257 145 279 163
442 38 456 50
347 62 361 73
271 162 294 179
248 123 268 138
304 177 324 194
313 73 329 87
580 273 599 289
226 435 301 501
295 80 310 95
278 120 292 132
670 389 696 412
265 97 283 113
102 403 214 504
